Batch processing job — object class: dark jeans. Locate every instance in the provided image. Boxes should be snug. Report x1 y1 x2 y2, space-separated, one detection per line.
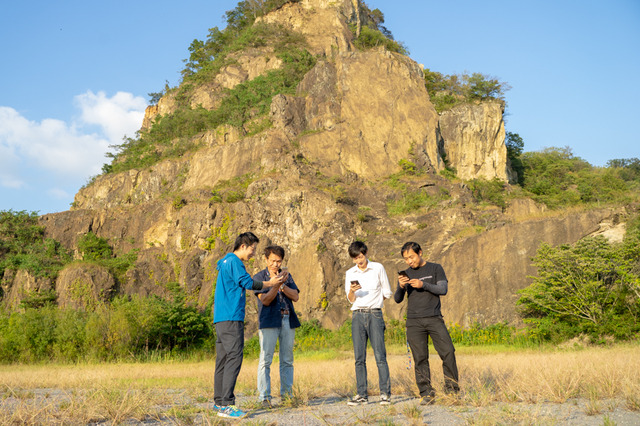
352 310 391 396
214 321 244 406
406 316 459 397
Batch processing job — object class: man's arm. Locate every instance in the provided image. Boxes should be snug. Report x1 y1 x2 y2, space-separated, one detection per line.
422 280 448 295
281 276 300 302
393 283 406 303
258 284 279 305
379 266 392 300
281 283 299 302
422 264 448 295
345 274 355 303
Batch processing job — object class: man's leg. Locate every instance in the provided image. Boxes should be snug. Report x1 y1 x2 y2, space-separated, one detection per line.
216 321 245 406
426 316 460 393
278 315 295 398
214 323 227 406
406 317 434 398
368 311 391 396
257 327 278 402
351 311 369 397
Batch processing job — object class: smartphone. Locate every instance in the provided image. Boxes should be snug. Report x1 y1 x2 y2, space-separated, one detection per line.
398 271 408 278
350 280 361 288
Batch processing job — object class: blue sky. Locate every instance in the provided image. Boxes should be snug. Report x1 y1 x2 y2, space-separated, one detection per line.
1 0 638 215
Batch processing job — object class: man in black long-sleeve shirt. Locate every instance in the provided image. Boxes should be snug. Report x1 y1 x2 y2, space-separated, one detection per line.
394 241 459 404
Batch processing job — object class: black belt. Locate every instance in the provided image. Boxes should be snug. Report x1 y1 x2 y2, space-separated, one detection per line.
353 308 381 312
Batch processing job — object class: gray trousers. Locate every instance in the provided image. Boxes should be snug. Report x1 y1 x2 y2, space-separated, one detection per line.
214 321 244 406
406 316 459 397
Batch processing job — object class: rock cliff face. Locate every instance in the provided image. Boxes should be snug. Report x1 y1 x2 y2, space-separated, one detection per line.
2 0 628 331
438 101 508 181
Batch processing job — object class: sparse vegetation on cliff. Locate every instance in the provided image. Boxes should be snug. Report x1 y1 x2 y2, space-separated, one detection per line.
0 210 70 280
424 69 510 113
107 46 315 174
104 0 313 175
77 232 139 284
350 4 408 55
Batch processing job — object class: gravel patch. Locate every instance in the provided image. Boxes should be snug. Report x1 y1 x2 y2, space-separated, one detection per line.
2 389 639 425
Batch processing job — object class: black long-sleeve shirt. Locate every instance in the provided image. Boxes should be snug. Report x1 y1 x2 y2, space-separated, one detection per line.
394 261 448 318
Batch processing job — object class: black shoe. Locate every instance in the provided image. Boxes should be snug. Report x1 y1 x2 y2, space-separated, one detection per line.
347 395 368 406
261 399 273 409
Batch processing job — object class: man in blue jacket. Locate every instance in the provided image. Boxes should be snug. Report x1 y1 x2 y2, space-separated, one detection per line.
213 232 285 419
253 245 301 408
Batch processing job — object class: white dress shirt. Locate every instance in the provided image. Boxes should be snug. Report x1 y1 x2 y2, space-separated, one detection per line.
344 260 392 310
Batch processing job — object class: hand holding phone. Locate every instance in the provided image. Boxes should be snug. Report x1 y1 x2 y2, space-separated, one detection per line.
397 271 409 288
350 280 361 292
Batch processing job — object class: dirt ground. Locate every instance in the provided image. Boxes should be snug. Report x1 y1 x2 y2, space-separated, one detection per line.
3 389 640 425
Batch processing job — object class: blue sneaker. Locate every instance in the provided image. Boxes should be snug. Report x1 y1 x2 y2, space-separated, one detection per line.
212 404 222 412
217 405 247 419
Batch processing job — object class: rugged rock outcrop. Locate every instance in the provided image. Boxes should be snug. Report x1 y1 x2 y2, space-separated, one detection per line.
295 50 442 178
258 0 356 56
56 263 115 310
438 101 508 181
1 269 53 309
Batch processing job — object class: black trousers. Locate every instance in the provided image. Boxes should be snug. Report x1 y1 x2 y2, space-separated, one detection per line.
406 316 459 397
214 321 244 406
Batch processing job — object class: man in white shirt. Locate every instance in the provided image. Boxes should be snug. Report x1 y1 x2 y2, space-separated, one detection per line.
344 241 392 406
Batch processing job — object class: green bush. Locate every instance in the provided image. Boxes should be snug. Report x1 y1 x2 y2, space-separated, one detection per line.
77 231 112 261
424 69 510 113
0 210 71 279
448 321 536 346
387 190 437 216
517 226 640 342
353 25 408 55
607 158 640 182
519 147 637 208
468 177 507 209
0 289 214 363
76 232 138 285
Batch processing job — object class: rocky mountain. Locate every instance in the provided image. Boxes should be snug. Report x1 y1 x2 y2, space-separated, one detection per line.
2 0 628 331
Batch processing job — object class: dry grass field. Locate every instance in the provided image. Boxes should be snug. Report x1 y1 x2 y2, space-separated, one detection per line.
1 344 639 424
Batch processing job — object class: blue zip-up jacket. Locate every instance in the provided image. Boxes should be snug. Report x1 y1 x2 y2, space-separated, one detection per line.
213 252 258 323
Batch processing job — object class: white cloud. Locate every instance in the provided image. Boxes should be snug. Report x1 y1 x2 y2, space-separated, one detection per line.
75 90 147 143
47 187 72 200
0 91 146 190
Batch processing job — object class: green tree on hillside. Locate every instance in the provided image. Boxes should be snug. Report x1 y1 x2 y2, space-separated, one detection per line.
517 219 640 342
519 147 632 208
506 132 525 185
424 69 509 113
607 157 640 182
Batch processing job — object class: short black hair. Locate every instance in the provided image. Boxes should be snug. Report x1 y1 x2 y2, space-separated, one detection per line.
348 241 368 258
401 241 422 256
264 245 285 259
233 232 260 251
